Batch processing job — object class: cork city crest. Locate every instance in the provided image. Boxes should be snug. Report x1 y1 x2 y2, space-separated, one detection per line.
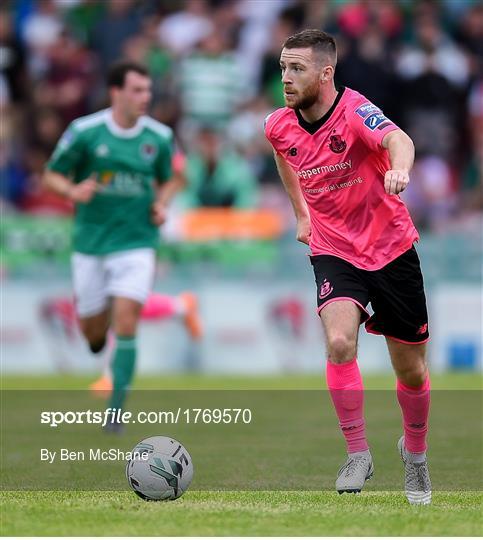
140 142 158 162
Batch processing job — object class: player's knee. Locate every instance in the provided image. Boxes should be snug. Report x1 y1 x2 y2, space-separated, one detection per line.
398 360 427 387
407 367 427 387
327 334 356 363
114 315 138 336
79 323 107 352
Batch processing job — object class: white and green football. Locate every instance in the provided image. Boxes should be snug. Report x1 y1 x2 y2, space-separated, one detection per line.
125 436 194 501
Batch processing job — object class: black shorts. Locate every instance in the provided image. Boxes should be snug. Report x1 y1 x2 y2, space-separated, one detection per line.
310 246 429 344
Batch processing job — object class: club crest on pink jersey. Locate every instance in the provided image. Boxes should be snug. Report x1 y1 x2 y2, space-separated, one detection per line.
319 279 334 299
329 133 346 153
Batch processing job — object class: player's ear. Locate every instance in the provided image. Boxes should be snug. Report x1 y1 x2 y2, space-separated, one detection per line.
321 65 334 83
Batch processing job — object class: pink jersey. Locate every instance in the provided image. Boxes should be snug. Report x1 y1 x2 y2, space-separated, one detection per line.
265 86 419 270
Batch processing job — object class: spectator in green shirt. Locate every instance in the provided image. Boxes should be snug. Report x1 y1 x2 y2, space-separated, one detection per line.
182 126 258 209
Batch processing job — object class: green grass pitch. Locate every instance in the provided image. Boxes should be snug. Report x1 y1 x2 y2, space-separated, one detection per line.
1 373 482 536
2 491 482 536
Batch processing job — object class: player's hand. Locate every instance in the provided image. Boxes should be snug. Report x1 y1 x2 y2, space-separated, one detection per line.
296 216 311 245
66 178 98 203
151 201 168 226
384 169 410 195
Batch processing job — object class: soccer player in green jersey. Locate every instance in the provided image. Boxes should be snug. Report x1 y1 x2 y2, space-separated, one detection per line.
43 61 183 430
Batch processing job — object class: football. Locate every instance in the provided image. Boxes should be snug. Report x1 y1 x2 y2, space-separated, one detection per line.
125 436 194 501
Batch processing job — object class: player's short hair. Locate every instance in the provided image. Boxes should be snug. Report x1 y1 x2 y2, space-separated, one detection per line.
107 61 149 88
283 29 337 66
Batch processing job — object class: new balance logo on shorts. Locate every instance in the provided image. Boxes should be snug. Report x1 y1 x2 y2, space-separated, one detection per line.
319 279 334 300
416 323 428 335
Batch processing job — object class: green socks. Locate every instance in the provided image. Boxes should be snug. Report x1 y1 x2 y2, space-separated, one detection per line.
109 335 136 412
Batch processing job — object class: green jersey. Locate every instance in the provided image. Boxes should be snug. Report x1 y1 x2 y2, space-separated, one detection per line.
47 108 173 255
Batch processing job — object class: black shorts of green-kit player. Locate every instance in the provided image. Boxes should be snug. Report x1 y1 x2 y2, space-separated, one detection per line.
311 246 429 344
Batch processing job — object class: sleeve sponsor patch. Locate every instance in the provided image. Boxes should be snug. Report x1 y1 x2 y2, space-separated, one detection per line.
355 102 380 118
377 121 393 130
363 112 388 131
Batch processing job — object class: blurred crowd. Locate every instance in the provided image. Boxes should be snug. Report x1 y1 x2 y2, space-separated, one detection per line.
1 0 482 232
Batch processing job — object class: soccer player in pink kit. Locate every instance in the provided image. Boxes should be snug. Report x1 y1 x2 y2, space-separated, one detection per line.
265 29 431 505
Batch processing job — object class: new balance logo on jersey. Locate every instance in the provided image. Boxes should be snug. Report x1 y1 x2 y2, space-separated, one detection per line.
319 279 334 299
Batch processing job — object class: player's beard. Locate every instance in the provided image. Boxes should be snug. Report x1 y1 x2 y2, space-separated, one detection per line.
286 80 320 111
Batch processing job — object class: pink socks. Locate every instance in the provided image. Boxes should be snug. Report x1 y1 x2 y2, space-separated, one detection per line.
141 293 179 320
327 358 430 456
326 357 369 454
396 376 430 454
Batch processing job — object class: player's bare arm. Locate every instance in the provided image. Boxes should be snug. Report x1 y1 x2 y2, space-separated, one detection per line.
42 170 98 203
273 151 311 245
151 169 186 226
382 129 415 196
151 165 182 226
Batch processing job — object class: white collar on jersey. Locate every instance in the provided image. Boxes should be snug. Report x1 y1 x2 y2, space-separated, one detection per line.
104 108 145 138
